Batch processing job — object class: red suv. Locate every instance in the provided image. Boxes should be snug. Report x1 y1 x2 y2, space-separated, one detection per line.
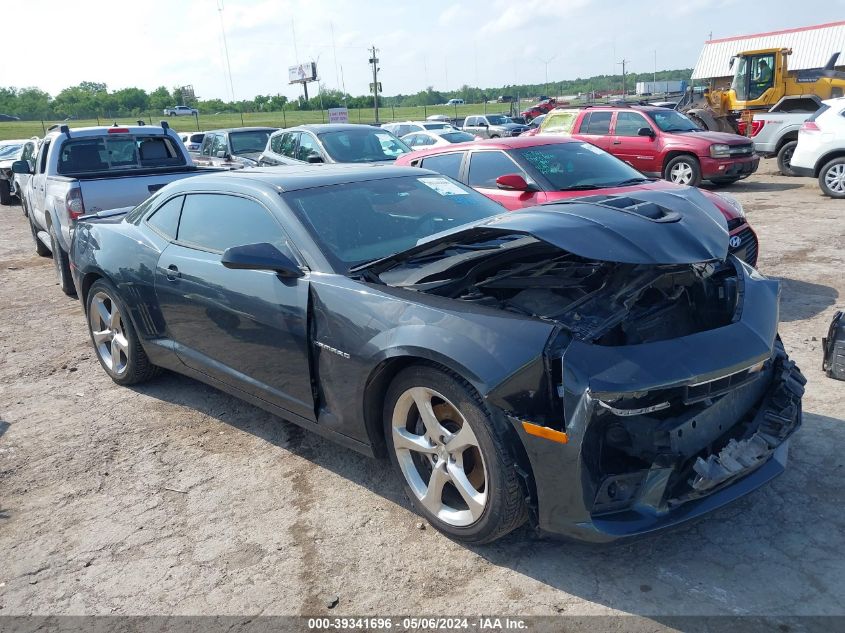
539 105 759 187
395 136 758 265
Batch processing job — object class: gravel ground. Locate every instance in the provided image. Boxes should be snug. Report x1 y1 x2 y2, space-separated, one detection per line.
0 159 843 619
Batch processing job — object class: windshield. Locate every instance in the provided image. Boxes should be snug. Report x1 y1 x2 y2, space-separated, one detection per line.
646 109 700 132
318 128 411 162
229 130 272 155
0 144 23 159
441 132 475 143
282 175 503 270
486 115 509 125
514 142 645 191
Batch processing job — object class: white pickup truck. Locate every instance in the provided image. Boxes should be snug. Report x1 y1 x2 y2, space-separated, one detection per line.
13 122 221 296
745 111 814 176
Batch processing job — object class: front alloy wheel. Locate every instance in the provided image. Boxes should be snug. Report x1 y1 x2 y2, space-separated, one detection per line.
391 386 488 526
384 366 527 543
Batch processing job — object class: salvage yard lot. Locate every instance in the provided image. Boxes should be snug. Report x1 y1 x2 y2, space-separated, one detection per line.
0 160 844 617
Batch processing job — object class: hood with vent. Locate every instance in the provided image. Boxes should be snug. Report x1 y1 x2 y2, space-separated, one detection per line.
356 188 730 275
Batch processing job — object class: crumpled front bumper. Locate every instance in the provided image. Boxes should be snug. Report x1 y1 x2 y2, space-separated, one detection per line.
507 261 805 542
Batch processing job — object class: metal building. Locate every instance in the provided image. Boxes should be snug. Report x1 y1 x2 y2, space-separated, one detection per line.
692 21 845 80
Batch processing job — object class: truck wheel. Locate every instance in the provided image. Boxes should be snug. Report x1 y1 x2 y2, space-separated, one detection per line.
49 225 77 297
0 179 11 205
664 155 701 187
86 278 161 385
818 158 845 199
384 365 527 544
29 213 50 257
776 141 798 177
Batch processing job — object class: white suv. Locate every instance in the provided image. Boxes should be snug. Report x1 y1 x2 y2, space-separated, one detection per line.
791 98 845 198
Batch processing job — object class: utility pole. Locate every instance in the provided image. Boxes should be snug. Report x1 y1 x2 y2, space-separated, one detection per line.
369 45 380 123
540 55 556 96
618 58 629 97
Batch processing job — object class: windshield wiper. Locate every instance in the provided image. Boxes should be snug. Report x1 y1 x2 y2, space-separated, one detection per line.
612 177 652 186
559 184 602 191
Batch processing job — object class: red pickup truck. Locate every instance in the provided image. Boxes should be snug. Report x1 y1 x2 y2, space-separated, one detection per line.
538 105 759 187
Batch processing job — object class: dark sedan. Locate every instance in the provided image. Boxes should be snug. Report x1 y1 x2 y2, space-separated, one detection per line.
70 165 804 544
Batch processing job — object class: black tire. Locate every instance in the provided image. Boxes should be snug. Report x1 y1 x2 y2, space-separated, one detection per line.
29 213 51 257
664 155 702 187
383 365 527 544
709 177 741 187
49 224 77 296
0 179 11 205
86 278 161 385
776 140 798 177
818 157 845 199
489 134 500 139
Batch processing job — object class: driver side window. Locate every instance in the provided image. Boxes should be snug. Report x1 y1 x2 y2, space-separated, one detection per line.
467 151 526 188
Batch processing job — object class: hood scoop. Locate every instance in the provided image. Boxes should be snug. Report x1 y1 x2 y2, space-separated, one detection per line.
560 194 682 223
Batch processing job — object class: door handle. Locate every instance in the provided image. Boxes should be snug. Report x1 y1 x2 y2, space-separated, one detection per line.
612 140 622 144
165 264 180 281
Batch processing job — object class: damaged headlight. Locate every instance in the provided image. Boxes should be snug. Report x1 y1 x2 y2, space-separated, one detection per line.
714 192 745 218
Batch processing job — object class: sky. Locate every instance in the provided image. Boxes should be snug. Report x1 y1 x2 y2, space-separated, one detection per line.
3 0 844 101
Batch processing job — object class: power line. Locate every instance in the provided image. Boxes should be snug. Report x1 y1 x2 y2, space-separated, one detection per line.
216 0 236 102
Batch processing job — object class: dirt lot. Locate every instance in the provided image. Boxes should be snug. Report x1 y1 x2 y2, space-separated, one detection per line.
1 159 844 620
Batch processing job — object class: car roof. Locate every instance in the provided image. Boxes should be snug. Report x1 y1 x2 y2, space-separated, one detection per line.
0 139 30 145
203 127 278 134
45 125 172 137
171 163 437 193
281 124 381 134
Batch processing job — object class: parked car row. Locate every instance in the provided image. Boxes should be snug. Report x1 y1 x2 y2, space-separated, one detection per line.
3 117 806 545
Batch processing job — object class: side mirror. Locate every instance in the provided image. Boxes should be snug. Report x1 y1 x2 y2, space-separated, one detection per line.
637 127 656 137
479 122 489 127
11 160 32 175
216 150 230 159
306 154 324 164
221 243 304 278
496 173 530 191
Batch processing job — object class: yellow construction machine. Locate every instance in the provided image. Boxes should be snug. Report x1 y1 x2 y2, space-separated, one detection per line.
679 48 845 132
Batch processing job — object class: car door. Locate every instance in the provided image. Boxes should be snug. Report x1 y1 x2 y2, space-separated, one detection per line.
30 138 51 223
463 116 479 136
154 192 315 421
572 110 614 151
466 150 545 210
610 111 659 173
16 141 36 195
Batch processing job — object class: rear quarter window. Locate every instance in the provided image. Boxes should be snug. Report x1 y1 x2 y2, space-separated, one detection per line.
420 152 465 180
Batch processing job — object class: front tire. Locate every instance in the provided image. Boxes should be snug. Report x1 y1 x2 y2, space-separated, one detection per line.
49 224 76 296
86 279 161 385
383 365 527 544
0 179 11 205
818 157 845 199
776 140 798 177
664 155 701 187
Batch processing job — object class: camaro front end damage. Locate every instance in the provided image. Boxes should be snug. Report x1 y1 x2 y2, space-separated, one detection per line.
365 192 805 541
491 258 804 541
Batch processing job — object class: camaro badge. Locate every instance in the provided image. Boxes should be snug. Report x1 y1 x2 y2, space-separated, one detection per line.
314 341 350 359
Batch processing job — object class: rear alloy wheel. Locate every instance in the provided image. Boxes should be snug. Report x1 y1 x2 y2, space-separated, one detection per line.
384 366 527 543
664 155 701 186
776 140 798 177
819 158 845 199
86 279 160 385
49 225 77 296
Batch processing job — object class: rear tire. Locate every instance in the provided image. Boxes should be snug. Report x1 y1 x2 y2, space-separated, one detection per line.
86 278 161 385
664 155 702 187
0 179 11 205
776 140 798 177
818 157 845 199
383 365 527 544
49 224 77 296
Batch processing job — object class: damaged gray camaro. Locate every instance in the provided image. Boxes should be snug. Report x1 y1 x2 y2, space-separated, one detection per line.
71 166 804 544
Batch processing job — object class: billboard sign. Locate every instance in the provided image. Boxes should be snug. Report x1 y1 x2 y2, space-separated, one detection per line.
328 107 349 123
289 62 317 84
